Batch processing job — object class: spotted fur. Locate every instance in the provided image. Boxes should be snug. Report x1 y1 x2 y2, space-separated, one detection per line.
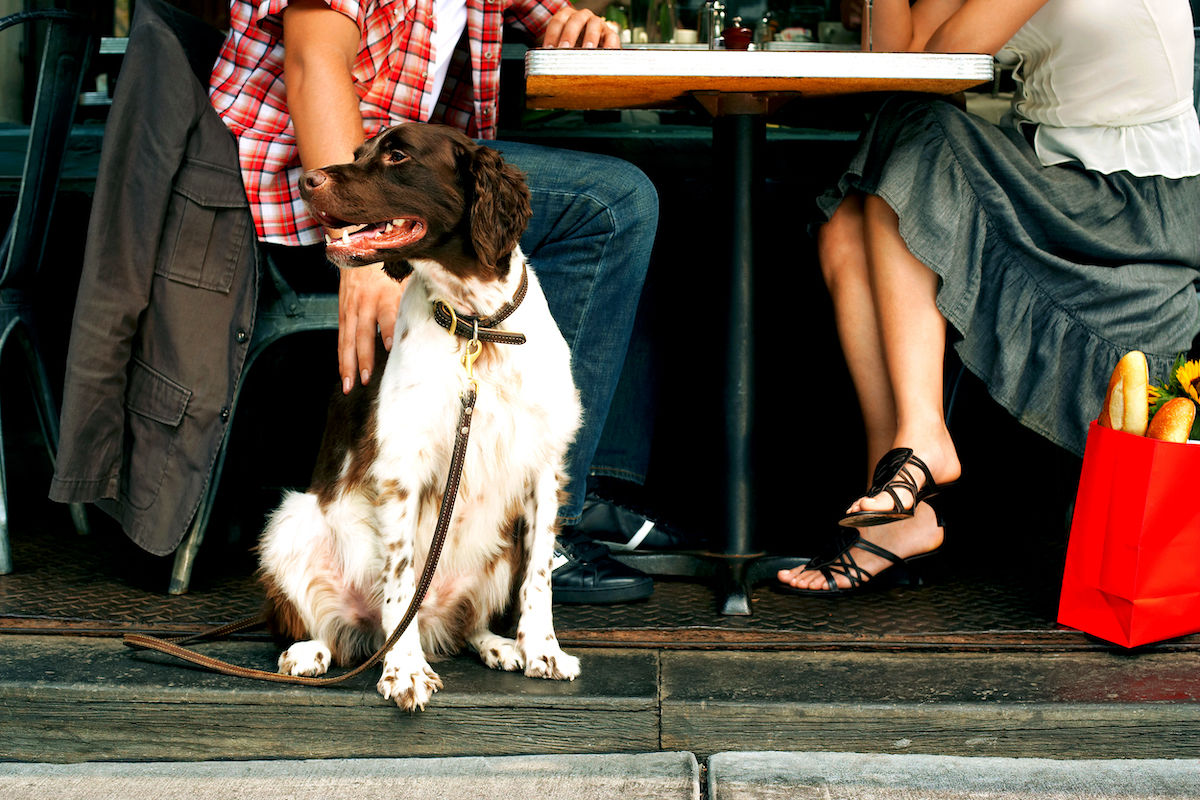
258 124 582 712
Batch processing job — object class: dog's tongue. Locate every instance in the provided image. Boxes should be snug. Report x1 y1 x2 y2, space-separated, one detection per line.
324 218 427 258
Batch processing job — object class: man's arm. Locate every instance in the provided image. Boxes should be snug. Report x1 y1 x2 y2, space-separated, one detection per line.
283 0 403 394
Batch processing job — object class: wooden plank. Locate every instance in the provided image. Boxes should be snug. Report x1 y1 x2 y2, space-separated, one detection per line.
665 700 1200 760
3 694 658 761
660 650 1200 759
0 637 659 762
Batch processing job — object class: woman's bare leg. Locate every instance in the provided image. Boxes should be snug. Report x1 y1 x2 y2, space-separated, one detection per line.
815 195 898 465
779 194 954 591
849 194 961 512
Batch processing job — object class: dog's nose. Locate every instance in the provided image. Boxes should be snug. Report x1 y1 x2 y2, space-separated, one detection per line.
301 170 328 193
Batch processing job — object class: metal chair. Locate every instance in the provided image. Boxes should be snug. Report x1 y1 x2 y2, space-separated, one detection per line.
0 10 93 574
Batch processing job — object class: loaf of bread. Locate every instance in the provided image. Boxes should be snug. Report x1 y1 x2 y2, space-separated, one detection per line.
1147 397 1197 443
1097 350 1149 436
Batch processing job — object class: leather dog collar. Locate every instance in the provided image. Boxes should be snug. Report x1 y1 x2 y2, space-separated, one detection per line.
432 262 529 345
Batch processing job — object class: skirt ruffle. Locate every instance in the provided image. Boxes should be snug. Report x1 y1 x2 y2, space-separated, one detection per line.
818 96 1200 456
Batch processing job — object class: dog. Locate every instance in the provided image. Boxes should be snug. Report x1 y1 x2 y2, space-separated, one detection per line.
257 123 582 711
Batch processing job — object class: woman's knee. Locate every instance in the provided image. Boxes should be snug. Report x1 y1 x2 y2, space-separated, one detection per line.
818 195 867 290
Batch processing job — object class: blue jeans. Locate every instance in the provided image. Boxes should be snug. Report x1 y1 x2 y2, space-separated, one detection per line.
487 140 658 524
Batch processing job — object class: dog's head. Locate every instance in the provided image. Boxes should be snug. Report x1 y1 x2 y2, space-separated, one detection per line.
300 123 532 281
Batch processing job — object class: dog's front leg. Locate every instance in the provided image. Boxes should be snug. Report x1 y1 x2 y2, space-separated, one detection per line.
517 468 581 681
375 487 442 711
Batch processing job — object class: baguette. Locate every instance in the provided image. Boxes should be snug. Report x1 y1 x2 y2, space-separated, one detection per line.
1147 397 1196 443
1097 350 1149 436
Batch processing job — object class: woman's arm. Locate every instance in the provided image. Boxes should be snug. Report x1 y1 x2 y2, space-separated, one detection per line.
869 0 1050 55
284 0 402 393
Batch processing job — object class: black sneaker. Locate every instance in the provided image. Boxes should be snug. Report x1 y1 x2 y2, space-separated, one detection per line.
552 526 654 604
576 497 691 552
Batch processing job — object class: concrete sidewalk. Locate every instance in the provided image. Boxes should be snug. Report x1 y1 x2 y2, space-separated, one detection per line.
709 752 1200 799
0 752 700 800
4 752 1199 800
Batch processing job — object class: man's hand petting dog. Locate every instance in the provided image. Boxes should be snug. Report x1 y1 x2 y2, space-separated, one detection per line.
336 262 402 393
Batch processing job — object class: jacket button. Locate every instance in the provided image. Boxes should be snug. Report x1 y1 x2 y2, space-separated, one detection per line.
220 407 230 422
235 329 248 343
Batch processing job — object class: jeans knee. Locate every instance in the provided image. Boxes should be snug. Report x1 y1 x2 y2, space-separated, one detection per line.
603 161 659 241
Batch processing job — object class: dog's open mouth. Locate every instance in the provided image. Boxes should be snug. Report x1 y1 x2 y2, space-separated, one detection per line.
317 212 428 261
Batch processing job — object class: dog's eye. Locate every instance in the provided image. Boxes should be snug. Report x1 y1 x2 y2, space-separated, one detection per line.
384 149 410 166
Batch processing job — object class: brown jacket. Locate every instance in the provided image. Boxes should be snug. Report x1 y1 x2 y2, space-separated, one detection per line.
50 0 258 555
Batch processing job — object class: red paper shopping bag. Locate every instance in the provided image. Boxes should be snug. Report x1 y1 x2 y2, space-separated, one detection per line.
1058 421 1200 647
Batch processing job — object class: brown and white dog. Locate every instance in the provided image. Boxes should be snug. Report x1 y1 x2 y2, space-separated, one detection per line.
257 123 582 711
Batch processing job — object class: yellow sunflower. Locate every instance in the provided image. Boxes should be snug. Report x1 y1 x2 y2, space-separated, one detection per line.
1178 359 1200 404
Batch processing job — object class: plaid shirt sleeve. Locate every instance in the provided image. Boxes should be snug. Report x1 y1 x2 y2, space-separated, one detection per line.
255 0 367 35
503 0 569 43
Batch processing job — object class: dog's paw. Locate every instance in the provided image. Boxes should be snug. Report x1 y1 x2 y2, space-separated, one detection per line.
479 638 524 672
278 641 331 677
377 656 443 711
523 646 581 681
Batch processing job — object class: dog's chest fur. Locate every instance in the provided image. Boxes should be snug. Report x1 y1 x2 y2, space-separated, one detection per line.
320 254 579 651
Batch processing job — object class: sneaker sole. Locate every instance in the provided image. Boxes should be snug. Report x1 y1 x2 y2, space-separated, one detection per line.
551 580 654 604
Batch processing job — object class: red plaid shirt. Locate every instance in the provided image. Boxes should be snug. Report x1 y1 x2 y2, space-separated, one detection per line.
210 0 565 245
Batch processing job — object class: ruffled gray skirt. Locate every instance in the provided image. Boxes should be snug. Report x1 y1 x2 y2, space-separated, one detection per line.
818 95 1200 456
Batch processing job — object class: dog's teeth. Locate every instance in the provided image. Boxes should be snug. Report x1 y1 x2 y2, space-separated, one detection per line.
393 218 404 227
385 222 394 233
324 234 332 245
342 230 351 245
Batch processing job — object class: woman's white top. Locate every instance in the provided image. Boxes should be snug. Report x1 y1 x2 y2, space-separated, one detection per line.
996 0 1200 178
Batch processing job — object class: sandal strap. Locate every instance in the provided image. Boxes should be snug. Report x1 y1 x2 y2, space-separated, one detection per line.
818 535 881 589
865 448 937 515
807 533 907 591
849 536 904 567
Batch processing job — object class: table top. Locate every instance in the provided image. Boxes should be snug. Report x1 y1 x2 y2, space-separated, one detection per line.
525 47 995 111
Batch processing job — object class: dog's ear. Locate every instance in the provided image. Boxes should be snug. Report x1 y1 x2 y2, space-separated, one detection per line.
467 146 532 270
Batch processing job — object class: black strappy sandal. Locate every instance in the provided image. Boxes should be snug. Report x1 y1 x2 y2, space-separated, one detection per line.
775 526 943 597
838 447 956 528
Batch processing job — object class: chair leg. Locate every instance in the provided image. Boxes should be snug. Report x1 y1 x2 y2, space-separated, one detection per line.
169 515 203 595
0 407 11 575
169 479 219 595
17 326 90 537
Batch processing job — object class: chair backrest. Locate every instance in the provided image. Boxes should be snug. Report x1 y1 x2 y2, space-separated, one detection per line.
0 10 92 288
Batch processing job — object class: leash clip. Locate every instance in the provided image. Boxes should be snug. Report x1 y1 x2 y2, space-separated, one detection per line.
463 319 482 392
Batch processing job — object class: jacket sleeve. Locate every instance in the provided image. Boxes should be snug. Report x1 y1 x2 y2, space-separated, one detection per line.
50 11 203 503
